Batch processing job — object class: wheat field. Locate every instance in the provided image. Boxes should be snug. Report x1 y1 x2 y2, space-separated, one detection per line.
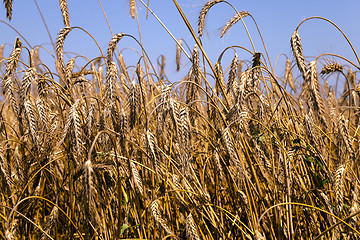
0 0 359 239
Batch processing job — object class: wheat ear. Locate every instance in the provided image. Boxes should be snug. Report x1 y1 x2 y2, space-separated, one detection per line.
107 33 124 63
24 99 38 147
56 27 72 79
130 0 136 19
214 61 225 95
65 58 75 87
128 79 139 129
150 199 174 236
4 37 22 115
198 0 223 36
130 161 143 196
146 130 160 176
105 61 118 102
58 0 70 27
227 52 238 94
176 38 182 71
320 62 343 75
19 68 35 114
308 61 326 123
223 127 245 180
220 11 250 38
290 30 307 79
3 0 12 20
334 164 346 215
186 213 200 240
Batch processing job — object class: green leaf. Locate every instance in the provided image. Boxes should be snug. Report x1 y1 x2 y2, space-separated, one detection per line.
305 156 312 163
315 157 323 169
120 223 130 236
322 178 329 185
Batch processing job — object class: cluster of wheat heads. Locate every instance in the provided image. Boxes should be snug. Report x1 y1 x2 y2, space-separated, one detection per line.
0 0 359 239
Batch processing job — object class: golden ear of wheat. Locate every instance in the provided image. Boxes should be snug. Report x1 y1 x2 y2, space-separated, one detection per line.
19 68 35 114
59 0 70 27
227 53 238 94
214 61 225 95
198 0 223 37
320 62 343 75
150 200 174 236
24 99 38 148
3 43 21 115
254 230 266 240
223 127 246 180
334 164 346 215
290 30 307 79
105 61 118 102
307 61 327 127
118 52 130 82
107 33 124 63
36 98 48 131
146 130 160 175
56 27 72 80
3 0 12 20
176 38 182 71
185 213 200 240
130 161 143 196
41 205 59 239
128 79 139 129
220 11 250 38
130 0 136 19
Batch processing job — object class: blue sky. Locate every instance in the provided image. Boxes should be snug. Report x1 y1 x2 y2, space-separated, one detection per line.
1 0 359 83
